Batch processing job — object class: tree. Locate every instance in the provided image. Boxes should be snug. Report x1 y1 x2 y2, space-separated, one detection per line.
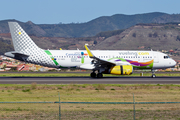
94 40 97 44
153 32 158 38
149 33 152 37
132 33 136 37
10 67 17 71
3 65 6 69
177 35 180 41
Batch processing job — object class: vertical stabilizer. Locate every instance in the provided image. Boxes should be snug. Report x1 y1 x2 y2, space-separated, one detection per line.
8 22 39 52
7 22 57 68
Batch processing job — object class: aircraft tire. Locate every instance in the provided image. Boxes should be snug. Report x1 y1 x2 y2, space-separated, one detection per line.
90 72 96 78
97 73 103 78
151 74 156 78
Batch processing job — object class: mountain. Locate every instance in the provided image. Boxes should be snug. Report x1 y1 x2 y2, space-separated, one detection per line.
92 23 180 51
1 12 180 37
0 34 14 55
1 22 180 60
1 23 180 51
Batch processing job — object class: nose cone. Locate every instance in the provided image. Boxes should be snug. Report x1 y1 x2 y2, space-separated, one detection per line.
171 59 176 67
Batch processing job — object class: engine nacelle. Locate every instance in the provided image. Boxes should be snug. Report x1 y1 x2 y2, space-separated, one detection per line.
110 65 133 75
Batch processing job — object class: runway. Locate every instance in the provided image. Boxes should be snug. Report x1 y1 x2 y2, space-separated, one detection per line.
0 76 180 84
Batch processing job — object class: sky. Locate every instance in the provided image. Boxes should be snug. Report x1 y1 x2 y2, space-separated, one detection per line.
1 0 180 24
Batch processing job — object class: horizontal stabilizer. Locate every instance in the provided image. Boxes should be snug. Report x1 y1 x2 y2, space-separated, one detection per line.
11 51 29 57
4 51 29 58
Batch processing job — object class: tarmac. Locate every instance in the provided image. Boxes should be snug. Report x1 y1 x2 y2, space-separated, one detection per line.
0 76 180 84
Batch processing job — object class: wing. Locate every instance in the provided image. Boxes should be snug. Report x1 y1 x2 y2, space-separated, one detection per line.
84 45 116 67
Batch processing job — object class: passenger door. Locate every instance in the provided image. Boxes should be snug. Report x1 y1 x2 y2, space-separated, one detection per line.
153 53 159 63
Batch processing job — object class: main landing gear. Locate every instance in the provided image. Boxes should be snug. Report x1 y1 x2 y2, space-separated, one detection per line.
97 73 103 78
90 72 96 78
90 72 103 78
151 69 156 78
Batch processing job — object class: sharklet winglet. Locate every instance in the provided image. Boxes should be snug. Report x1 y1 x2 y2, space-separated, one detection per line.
84 45 94 58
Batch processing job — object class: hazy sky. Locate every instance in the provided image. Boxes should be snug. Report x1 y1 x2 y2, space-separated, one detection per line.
1 0 180 24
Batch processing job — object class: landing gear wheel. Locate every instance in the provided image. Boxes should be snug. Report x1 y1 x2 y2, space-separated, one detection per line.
97 73 103 78
151 69 156 78
90 72 96 78
151 74 156 78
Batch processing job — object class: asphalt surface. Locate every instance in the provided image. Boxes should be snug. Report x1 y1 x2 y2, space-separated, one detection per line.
1 71 180 74
0 76 180 84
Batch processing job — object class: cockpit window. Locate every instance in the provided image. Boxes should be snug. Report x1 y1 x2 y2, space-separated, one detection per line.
164 56 170 59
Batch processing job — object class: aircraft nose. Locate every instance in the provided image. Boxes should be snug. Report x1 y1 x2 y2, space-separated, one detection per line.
171 60 176 67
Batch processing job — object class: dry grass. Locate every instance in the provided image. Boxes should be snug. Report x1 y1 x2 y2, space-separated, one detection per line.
0 84 180 119
0 84 180 102
0 103 180 120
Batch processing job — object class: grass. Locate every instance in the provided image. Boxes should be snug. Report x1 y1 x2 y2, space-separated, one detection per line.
0 72 180 77
0 84 180 119
0 84 180 102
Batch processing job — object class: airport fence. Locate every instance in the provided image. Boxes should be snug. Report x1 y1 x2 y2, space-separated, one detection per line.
0 95 180 120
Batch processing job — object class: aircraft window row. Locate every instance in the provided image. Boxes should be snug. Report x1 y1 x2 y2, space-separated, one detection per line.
143 56 152 58
96 56 152 59
52 56 89 58
164 56 170 59
52 56 152 59
99 56 108 58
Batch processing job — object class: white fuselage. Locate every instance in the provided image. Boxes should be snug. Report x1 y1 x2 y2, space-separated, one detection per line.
46 50 176 69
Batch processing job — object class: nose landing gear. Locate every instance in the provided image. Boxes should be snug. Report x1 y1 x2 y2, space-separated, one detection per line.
151 69 156 78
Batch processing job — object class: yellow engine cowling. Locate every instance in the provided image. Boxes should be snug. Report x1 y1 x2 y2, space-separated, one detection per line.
110 65 133 75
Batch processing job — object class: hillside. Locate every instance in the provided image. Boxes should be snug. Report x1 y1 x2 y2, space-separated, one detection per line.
1 12 180 37
1 23 180 51
92 23 180 51
0 33 104 55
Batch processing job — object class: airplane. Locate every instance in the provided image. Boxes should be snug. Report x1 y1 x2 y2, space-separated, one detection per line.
5 22 176 78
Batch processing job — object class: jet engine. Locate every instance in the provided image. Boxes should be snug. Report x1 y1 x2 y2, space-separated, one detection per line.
109 65 133 75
